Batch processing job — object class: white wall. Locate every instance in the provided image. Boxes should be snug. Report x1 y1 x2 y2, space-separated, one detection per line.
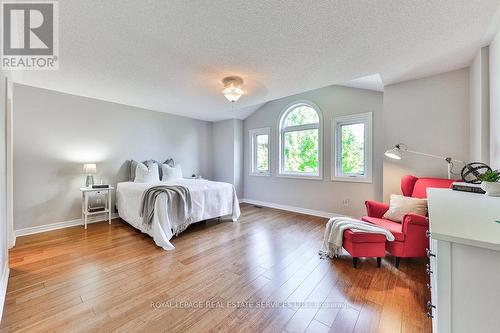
469 47 490 164
212 119 243 197
13 84 213 230
0 71 10 318
243 85 383 217
490 31 500 169
0 74 9 319
383 69 469 201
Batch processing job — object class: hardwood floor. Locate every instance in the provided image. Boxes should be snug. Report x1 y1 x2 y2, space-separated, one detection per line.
2 204 431 332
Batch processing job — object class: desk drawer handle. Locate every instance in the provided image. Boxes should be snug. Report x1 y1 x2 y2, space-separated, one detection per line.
426 311 434 318
427 301 436 309
426 249 436 258
426 283 432 290
426 264 433 275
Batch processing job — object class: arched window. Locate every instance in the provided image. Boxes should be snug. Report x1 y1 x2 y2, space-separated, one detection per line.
278 101 322 178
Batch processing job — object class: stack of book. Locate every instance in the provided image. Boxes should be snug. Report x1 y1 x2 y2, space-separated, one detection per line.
451 182 485 194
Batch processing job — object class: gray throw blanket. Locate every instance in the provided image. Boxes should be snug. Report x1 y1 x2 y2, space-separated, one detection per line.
139 185 193 235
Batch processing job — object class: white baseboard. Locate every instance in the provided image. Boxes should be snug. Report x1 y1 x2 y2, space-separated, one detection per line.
14 199 340 237
8 236 15 249
14 213 119 238
240 198 343 219
0 262 9 323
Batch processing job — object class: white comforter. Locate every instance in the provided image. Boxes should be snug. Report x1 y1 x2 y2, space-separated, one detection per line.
117 179 240 250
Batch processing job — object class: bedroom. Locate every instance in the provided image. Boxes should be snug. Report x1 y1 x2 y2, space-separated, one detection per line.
1 1 500 332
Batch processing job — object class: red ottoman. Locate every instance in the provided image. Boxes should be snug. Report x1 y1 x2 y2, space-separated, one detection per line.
343 230 386 268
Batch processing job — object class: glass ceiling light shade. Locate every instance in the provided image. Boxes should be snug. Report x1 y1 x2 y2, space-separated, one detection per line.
222 76 244 102
222 86 243 102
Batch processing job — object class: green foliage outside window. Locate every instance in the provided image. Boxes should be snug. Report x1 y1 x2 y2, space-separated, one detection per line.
283 106 319 127
256 135 269 171
284 129 319 173
341 123 365 174
281 105 320 174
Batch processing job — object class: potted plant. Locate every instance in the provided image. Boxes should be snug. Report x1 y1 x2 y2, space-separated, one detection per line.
479 170 500 196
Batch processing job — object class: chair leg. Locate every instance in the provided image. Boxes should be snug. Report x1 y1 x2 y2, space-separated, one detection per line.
395 257 400 268
352 257 358 268
377 257 381 268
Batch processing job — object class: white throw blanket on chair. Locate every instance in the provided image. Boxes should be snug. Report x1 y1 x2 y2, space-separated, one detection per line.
319 216 395 258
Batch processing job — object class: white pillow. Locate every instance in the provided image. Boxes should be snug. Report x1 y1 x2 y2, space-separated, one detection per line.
161 164 183 181
383 194 428 223
134 162 160 183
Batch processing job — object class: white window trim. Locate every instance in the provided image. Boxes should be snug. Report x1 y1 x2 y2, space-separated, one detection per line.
332 112 373 183
277 100 323 180
249 127 271 176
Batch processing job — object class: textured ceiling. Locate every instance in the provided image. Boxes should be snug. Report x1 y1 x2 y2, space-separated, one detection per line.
340 74 384 92
9 0 500 121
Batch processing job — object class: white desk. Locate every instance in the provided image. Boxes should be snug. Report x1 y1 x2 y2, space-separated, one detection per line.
80 186 115 229
427 188 500 333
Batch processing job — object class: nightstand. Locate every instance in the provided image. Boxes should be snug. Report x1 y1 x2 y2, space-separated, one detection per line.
80 186 115 229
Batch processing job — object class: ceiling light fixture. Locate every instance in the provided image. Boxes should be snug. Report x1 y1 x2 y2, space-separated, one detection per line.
222 76 244 102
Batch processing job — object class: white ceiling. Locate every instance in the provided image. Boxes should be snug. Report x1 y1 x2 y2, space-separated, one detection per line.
9 1 500 121
340 74 384 92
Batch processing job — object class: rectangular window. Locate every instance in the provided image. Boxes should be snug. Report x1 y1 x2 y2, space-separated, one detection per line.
283 128 319 174
249 128 270 176
332 112 372 182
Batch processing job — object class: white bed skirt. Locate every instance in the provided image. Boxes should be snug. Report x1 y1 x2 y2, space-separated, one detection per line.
117 179 241 250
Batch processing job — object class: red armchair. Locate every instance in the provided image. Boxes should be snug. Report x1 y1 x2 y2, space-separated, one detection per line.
362 175 454 267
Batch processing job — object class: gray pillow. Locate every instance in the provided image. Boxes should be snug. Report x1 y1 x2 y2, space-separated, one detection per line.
129 160 138 181
164 158 175 167
129 159 162 181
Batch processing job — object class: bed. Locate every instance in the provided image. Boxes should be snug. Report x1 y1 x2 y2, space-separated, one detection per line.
117 178 240 250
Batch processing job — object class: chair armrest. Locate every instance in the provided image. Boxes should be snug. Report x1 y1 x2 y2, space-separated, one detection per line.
365 200 389 218
402 213 428 233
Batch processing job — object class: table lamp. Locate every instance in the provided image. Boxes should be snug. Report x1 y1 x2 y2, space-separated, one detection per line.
83 163 96 187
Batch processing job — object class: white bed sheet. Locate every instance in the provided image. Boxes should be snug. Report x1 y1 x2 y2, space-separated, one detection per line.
117 179 240 250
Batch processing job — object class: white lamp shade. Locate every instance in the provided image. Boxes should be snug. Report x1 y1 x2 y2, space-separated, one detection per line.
384 148 402 160
83 163 97 174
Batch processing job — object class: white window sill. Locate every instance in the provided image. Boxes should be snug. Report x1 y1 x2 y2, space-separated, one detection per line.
277 173 323 181
331 176 372 184
249 172 270 177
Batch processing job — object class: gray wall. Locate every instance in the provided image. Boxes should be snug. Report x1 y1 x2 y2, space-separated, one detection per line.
383 69 470 201
13 84 213 230
212 119 243 197
234 120 243 197
490 31 500 169
243 85 383 217
467 29 500 171
469 47 490 164
213 120 235 185
9 67 478 230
